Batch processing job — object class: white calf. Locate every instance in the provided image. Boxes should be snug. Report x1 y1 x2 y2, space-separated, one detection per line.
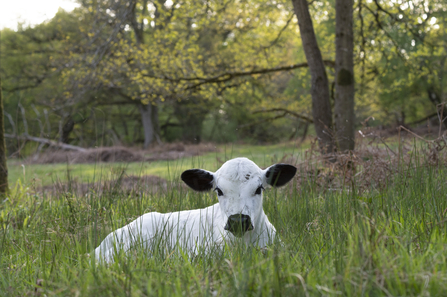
94 157 296 262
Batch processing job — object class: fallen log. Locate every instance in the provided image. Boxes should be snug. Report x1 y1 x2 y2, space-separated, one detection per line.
5 134 87 152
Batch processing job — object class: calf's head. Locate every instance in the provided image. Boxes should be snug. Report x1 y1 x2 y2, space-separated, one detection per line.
181 158 297 237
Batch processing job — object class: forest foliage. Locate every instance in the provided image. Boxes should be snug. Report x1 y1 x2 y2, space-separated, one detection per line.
1 0 446 155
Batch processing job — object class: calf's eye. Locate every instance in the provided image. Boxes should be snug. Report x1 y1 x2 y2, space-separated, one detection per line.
255 186 264 195
215 188 224 196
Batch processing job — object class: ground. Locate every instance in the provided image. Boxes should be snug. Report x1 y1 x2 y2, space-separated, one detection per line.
2 136 447 296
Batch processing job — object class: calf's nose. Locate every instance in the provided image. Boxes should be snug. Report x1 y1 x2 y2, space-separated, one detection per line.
224 214 254 237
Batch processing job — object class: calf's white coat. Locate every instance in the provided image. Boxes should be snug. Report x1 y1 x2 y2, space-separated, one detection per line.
94 157 296 262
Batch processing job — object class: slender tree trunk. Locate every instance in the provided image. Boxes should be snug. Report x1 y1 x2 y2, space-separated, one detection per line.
174 97 208 144
151 103 163 144
0 77 9 194
61 116 75 144
334 0 356 152
291 0 335 154
130 0 158 147
426 87 447 129
138 103 154 149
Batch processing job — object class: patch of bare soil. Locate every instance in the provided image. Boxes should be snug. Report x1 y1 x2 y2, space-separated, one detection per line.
40 175 169 196
27 147 144 164
25 143 218 164
145 142 217 161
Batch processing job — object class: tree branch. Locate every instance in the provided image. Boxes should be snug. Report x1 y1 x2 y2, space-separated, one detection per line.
371 0 429 45
3 79 44 92
183 60 335 90
406 112 438 126
239 112 289 128
363 4 408 62
262 14 295 49
140 60 335 91
252 108 313 123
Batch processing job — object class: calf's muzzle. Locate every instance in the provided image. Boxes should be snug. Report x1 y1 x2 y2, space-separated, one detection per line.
224 214 254 237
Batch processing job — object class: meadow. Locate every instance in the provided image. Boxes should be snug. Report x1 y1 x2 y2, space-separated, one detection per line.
1 140 447 296
6 142 304 188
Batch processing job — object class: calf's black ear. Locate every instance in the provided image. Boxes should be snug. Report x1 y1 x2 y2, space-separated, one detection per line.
265 164 297 187
181 169 214 191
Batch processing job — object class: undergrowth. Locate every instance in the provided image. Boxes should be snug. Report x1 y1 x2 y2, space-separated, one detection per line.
1 138 447 296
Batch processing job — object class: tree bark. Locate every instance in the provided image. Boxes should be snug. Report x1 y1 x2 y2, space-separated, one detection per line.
334 0 356 152
138 102 154 149
291 0 335 154
0 77 8 194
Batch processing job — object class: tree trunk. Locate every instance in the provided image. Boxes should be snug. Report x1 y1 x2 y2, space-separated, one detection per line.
334 0 356 152
130 0 161 147
152 103 163 144
174 97 208 144
427 87 447 130
138 103 154 149
61 116 75 144
0 78 9 194
291 0 335 154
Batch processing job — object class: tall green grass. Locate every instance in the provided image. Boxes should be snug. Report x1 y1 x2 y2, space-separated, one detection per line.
1 149 447 296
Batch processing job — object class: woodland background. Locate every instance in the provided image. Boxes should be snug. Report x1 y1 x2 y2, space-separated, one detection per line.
1 0 446 157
